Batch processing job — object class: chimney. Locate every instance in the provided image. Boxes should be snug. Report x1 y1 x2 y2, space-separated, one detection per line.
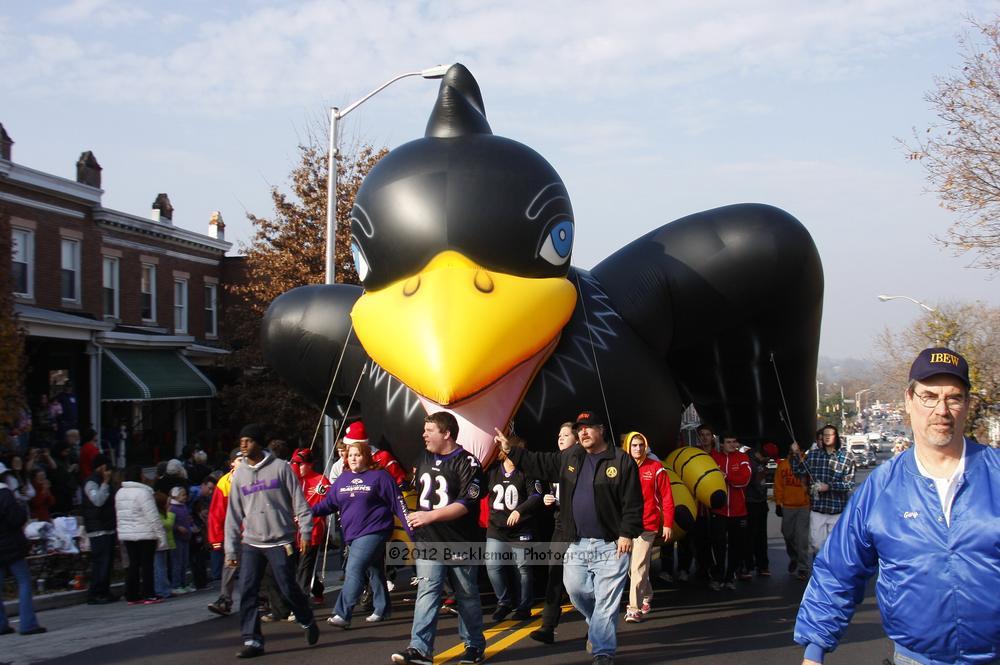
208 211 225 241
76 151 102 188
151 193 173 224
0 123 12 161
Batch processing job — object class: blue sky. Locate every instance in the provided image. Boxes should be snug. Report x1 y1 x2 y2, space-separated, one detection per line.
3 0 998 359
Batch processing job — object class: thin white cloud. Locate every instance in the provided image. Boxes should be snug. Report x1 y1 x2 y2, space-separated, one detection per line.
2 0 976 115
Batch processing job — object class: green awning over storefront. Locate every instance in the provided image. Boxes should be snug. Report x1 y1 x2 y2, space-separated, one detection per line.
101 348 216 401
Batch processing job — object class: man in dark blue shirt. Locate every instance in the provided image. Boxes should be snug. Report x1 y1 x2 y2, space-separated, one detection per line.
501 410 642 665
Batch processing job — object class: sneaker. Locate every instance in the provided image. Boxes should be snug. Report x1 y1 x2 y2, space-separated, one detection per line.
387 580 396 592
657 571 674 584
677 570 690 582
492 604 513 622
593 655 614 665
624 608 642 623
208 597 231 616
237 643 264 659
305 621 319 646
365 613 385 623
327 614 349 629
724 581 737 591
391 647 432 665
529 628 554 644
19 626 47 635
511 608 533 621
640 601 651 615
259 613 279 623
737 572 753 581
127 599 144 606
757 568 771 577
143 597 163 605
286 613 297 623
458 647 484 664
708 580 722 591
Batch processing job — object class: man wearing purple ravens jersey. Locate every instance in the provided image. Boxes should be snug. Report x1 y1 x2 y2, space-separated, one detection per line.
485 434 545 622
391 412 486 665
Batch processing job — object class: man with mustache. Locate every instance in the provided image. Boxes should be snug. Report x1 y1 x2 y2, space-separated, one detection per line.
794 348 1000 665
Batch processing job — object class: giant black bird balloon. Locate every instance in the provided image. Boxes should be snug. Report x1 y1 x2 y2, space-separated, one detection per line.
262 64 823 469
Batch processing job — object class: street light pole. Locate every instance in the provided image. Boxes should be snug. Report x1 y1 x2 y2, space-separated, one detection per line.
855 388 873 425
876 294 941 345
321 64 451 466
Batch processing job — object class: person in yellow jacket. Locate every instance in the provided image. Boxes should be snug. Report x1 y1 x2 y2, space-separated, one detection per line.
773 450 811 580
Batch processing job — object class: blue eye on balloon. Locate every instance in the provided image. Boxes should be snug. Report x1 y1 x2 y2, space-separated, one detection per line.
539 220 573 265
351 241 370 282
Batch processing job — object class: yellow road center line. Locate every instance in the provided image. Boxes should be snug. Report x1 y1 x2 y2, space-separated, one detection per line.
435 604 575 664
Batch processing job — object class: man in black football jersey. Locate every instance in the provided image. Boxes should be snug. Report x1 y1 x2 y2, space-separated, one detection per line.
485 434 545 622
391 412 486 665
498 410 643 665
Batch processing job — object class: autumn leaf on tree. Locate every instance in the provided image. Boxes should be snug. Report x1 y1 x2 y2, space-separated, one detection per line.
220 137 387 438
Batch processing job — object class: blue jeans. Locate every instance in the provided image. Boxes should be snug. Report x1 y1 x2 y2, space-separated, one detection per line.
485 538 533 612
171 539 190 589
239 544 315 646
154 550 172 597
563 538 630 657
0 558 40 633
336 530 390 621
410 558 486 657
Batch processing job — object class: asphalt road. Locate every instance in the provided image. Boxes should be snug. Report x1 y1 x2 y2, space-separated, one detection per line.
5 458 896 665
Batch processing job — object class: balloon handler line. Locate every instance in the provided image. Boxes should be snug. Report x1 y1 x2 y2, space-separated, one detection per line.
769 352 796 444
574 272 614 443
307 324 358 452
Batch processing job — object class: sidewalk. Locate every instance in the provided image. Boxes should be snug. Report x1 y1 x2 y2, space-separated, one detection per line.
0 577 346 665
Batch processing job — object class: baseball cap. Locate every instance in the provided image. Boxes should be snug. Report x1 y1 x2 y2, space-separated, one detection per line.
574 410 603 427
908 347 970 388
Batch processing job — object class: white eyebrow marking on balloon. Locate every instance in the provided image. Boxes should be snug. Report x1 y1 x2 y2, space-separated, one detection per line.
352 204 375 239
525 183 571 222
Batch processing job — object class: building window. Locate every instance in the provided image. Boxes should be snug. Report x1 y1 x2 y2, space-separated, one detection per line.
12 228 33 297
141 264 156 321
102 256 119 319
61 238 81 302
204 283 218 338
174 279 188 333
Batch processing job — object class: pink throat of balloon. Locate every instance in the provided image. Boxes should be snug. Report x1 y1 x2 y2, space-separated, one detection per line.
418 337 558 465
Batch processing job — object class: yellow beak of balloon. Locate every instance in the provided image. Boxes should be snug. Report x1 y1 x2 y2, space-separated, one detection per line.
350 251 577 405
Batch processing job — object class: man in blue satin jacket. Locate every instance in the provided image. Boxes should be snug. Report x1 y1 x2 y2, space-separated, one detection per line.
794 347 1000 665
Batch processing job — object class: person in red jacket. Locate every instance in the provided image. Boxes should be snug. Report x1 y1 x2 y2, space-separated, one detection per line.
290 448 331 604
709 433 752 590
78 429 100 483
206 448 242 616
623 431 673 623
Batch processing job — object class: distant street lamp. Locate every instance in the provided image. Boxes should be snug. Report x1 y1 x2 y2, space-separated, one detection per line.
877 294 935 313
877 294 942 345
855 388 873 424
322 64 450 463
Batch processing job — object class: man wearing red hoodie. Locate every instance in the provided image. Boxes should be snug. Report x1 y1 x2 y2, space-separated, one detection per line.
206 448 242 616
709 433 752 591
623 432 673 624
290 448 331 604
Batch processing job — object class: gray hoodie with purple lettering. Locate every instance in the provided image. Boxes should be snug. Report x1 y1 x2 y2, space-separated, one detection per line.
224 452 311 558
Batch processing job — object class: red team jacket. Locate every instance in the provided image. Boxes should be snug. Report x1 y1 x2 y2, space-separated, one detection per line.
710 449 752 517
637 457 674 532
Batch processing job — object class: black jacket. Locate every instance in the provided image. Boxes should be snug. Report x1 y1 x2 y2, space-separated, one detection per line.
81 471 117 534
509 443 643 543
0 486 29 565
